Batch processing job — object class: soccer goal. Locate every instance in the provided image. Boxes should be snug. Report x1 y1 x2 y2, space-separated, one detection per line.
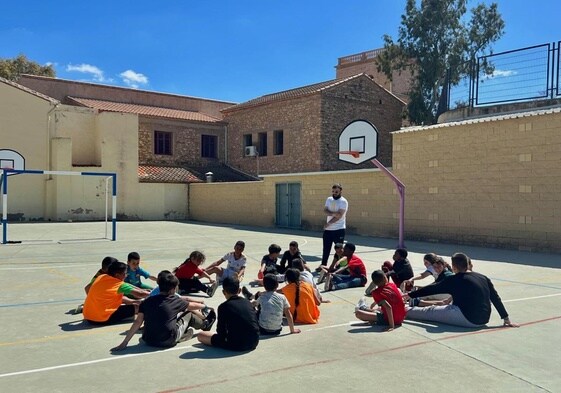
1 169 117 244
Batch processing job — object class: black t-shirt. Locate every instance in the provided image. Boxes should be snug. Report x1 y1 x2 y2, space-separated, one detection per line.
280 251 304 270
139 295 188 347
215 295 259 351
393 258 414 281
409 272 508 325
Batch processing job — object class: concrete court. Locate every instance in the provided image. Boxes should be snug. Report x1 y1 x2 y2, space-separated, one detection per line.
0 221 559 393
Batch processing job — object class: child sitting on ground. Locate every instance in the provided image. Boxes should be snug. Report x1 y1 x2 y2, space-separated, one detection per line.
258 244 283 279
317 243 347 284
198 276 260 352
111 271 216 351
355 270 406 332
84 256 118 294
402 253 439 292
254 274 300 335
74 256 118 314
174 251 219 297
292 258 330 304
279 241 311 273
205 241 247 283
125 252 157 290
281 268 321 324
381 248 414 290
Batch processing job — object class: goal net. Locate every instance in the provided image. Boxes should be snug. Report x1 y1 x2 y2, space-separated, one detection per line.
1 169 117 244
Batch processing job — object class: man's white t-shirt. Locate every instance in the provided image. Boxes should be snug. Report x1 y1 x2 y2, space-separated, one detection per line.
325 196 348 231
223 252 247 273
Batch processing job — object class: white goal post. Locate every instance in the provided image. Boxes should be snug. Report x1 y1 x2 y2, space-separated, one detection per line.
1 169 117 244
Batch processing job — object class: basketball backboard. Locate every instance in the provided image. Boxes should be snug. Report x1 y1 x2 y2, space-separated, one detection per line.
0 149 25 176
338 120 378 164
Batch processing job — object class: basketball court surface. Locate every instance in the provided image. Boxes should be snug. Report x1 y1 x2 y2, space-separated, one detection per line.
0 221 559 392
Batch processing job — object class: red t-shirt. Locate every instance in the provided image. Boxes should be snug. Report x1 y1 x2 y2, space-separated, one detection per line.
175 260 204 279
372 282 406 325
347 255 366 278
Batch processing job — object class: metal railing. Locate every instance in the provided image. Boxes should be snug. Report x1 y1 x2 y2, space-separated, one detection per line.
338 48 385 65
447 41 560 110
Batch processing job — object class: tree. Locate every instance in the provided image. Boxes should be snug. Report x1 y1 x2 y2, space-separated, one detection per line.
376 0 504 125
0 54 55 81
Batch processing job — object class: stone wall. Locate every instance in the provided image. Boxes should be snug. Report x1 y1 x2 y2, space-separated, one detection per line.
224 75 405 175
138 118 226 166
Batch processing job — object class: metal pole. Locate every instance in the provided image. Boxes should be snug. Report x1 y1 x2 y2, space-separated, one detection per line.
112 174 117 241
1 170 7 244
371 159 405 248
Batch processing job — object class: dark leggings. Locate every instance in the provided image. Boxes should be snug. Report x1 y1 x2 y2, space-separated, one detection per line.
178 277 208 293
321 229 345 265
87 304 136 325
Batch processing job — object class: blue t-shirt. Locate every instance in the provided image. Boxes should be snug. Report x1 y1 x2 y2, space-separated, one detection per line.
125 266 150 286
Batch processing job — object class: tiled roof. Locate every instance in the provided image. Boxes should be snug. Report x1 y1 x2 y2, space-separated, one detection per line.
67 97 223 123
222 74 368 112
0 76 59 104
138 165 203 183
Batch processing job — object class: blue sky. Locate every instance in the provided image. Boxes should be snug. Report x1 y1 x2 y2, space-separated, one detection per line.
1 1 559 103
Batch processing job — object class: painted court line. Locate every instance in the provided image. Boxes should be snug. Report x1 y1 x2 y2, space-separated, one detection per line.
1 314 560 380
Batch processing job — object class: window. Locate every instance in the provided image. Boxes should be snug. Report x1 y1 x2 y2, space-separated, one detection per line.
243 134 253 147
258 132 267 156
274 130 284 155
154 131 172 155
201 135 218 158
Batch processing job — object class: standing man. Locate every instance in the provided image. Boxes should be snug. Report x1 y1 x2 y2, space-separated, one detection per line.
320 183 348 270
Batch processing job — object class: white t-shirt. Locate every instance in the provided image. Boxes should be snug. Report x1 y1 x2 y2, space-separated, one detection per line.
325 196 348 230
223 252 247 273
257 291 290 331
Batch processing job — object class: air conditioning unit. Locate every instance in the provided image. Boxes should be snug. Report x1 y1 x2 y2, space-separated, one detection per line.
244 146 257 157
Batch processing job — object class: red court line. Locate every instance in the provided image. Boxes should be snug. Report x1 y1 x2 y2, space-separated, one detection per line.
159 315 561 393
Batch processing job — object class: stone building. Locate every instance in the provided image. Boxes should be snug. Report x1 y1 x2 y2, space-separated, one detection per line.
335 48 413 104
223 73 405 176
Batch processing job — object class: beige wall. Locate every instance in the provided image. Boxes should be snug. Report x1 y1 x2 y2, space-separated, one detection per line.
189 169 398 235
189 108 561 253
1 82 189 222
0 82 54 220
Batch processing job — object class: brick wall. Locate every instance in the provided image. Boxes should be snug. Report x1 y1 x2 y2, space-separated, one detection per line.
224 75 405 175
336 58 412 103
138 117 226 166
224 95 323 175
320 77 404 169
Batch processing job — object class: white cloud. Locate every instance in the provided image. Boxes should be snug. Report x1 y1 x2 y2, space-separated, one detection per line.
119 70 148 88
66 63 107 82
481 69 517 80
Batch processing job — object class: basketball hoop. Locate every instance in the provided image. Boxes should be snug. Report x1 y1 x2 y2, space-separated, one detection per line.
337 151 361 159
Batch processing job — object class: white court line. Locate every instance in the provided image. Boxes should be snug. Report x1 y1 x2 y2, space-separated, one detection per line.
1 292 559 379
503 293 561 303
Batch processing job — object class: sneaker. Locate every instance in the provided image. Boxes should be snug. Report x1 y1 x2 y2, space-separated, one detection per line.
323 274 333 292
73 304 84 314
408 297 420 307
317 270 326 284
202 309 216 331
242 286 254 301
315 266 323 273
355 297 368 312
206 281 219 298
178 327 194 343
201 306 211 317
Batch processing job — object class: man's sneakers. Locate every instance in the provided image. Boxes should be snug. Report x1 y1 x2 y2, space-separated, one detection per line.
242 286 254 301
317 270 326 284
73 304 84 314
202 309 216 331
206 281 219 298
355 297 369 312
178 327 195 343
323 274 333 292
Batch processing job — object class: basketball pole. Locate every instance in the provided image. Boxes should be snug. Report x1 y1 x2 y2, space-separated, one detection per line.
370 158 406 249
